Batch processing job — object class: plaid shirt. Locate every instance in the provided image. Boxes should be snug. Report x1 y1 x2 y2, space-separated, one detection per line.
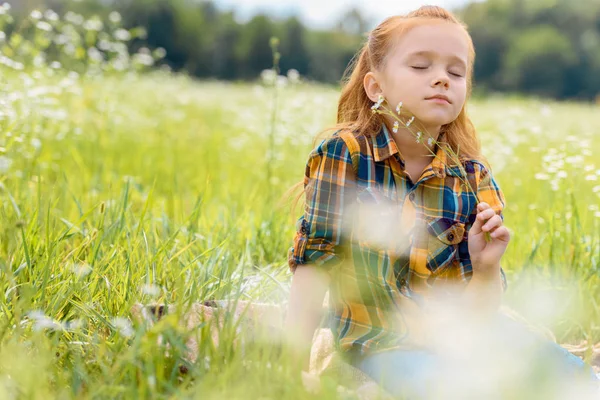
288 123 508 358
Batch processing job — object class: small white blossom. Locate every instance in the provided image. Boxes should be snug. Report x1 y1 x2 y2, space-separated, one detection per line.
405 116 415 127
72 262 92 279
392 121 399 133
0 156 12 173
415 131 423 143
112 317 134 338
427 137 434 146
287 68 300 83
114 29 131 41
396 102 403 114
36 21 52 32
109 11 122 24
141 283 161 297
371 95 385 113
44 10 59 21
30 10 42 20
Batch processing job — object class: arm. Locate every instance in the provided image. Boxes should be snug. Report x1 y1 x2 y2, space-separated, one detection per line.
460 162 510 318
284 265 330 371
284 135 355 370
460 262 504 317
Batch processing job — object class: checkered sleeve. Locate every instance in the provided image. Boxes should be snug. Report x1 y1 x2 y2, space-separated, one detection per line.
288 136 355 275
463 161 508 292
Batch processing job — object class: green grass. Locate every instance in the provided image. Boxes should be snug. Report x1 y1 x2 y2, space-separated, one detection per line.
0 68 599 398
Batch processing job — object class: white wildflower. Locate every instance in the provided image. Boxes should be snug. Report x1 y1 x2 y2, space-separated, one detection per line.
406 116 415 127
109 11 122 24
114 29 131 41
415 131 423 143
392 121 399 133
44 10 59 21
0 156 12 173
396 102 403 114
371 95 385 113
427 137 434 146
83 19 103 31
585 175 597 181
112 317 134 338
28 310 63 332
141 283 161 297
36 21 52 32
287 68 300 84
534 173 550 181
72 262 92 279
30 10 42 20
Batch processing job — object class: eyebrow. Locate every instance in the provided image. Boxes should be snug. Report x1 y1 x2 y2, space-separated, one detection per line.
406 50 467 68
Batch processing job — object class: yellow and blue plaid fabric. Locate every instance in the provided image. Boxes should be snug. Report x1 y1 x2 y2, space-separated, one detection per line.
288 123 507 357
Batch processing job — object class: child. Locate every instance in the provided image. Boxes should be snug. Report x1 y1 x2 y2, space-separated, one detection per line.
284 5 599 399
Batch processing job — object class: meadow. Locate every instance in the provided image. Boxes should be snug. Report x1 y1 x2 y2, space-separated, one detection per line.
1 7 600 399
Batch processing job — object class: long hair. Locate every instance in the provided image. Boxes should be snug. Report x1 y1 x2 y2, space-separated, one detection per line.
283 5 486 214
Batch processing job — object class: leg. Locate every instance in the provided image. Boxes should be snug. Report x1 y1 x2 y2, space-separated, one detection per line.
354 348 444 399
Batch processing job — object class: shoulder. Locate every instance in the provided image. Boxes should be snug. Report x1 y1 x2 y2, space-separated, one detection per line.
461 158 496 183
309 129 367 161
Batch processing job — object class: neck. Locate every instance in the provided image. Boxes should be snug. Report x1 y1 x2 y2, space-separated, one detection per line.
383 116 441 163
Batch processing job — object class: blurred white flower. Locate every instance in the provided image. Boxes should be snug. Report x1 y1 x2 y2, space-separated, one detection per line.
30 10 42 20
84 19 103 31
65 12 84 25
109 11 122 24
287 68 300 83
260 69 276 85
153 47 167 59
31 138 42 150
72 262 92 279
133 52 154 66
112 317 134 338
44 10 59 22
36 21 52 32
0 156 12 173
141 283 161 297
87 47 104 62
114 29 131 42
28 310 63 332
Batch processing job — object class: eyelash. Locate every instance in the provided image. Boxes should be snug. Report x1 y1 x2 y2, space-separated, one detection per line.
411 66 463 78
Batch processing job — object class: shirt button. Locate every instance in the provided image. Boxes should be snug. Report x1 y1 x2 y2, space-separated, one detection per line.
400 279 407 286
447 233 455 242
408 192 415 201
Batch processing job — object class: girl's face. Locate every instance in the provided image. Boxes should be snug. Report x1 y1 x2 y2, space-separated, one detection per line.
366 22 470 134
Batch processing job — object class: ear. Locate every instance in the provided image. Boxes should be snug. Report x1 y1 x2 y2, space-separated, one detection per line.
364 71 384 103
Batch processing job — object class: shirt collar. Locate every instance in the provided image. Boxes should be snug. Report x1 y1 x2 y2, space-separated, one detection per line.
371 123 461 178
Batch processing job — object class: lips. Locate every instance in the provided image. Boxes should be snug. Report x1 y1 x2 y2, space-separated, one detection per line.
426 95 451 104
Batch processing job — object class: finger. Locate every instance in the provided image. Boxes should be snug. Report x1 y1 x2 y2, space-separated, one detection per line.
477 202 490 212
482 215 502 232
489 226 510 241
477 208 496 222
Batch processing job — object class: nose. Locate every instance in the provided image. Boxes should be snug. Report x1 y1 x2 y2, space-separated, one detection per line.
432 70 450 89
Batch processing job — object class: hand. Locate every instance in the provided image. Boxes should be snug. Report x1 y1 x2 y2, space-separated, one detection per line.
468 202 511 276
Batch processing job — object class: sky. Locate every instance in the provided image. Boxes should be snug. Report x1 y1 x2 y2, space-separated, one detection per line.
214 0 475 29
